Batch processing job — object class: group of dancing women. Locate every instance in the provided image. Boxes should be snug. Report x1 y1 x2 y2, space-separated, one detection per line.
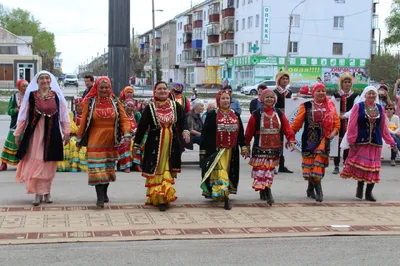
0 70 396 211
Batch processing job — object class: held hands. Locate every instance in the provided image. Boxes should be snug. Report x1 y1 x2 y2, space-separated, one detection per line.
182 132 190 144
63 134 70 146
327 130 337 140
285 142 296 151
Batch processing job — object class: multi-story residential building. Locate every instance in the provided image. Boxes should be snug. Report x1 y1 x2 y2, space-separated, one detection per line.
0 27 42 88
138 20 176 82
228 0 378 89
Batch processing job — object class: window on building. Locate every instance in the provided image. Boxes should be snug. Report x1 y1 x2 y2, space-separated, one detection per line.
235 44 238 55
242 0 245 6
334 0 345 3
289 41 298 53
177 55 179 62
248 0 253 3
242 18 245 30
236 0 239 8
204 11 206 21
332 43 343 55
248 16 253 28
333 16 344 29
236 20 239 31
206 45 220 58
202 50 205 60
255 40 259 47
247 42 252 53
291 14 300 27
241 43 244 54
0 46 18 54
255 14 260 27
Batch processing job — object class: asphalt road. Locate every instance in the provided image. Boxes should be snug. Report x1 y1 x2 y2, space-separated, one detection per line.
0 237 399 265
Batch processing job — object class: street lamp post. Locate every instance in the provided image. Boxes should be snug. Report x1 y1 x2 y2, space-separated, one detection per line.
151 0 163 84
377 28 381 56
285 0 306 70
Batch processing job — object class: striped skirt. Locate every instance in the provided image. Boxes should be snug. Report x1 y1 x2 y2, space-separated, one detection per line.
87 147 118 186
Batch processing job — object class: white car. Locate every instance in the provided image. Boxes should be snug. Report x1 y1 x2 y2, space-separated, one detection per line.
64 74 79 87
241 80 276 95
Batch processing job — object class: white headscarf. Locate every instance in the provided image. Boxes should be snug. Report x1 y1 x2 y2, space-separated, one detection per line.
355 85 378 105
18 70 69 123
191 99 204 110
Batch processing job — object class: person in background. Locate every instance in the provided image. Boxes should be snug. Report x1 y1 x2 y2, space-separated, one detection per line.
15 71 70 206
170 82 190 114
187 99 204 146
393 79 400 116
379 79 385 85
0 79 27 171
224 85 242 115
385 103 400 166
190 88 198 102
273 70 293 173
82 75 94 98
70 97 87 172
378 84 392 108
332 73 359 175
341 86 397 202
202 102 216 123
249 84 267 114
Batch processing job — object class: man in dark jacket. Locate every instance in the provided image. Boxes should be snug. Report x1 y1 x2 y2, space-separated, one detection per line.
249 84 267 114
82 75 94 98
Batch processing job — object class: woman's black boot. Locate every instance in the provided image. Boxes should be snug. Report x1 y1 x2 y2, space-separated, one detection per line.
95 185 105 208
224 199 232 210
314 182 323 202
159 204 167 211
355 181 364 199
265 187 274 206
365 183 377 202
104 183 109 203
306 181 316 199
259 190 266 200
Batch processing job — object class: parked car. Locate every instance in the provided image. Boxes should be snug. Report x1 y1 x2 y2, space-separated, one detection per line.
241 80 276 95
64 74 79 87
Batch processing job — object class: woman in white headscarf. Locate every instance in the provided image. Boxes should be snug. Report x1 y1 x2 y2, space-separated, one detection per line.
14 71 70 206
341 86 397 201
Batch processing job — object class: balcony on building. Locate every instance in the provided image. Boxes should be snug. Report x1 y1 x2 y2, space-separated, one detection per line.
221 41 234 57
154 30 161 39
372 14 378 29
207 24 219 44
143 36 150 43
183 32 192 49
221 17 234 41
206 44 220 58
222 0 234 19
193 11 203 28
192 48 202 61
192 39 202 50
209 3 220 23
184 14 193 33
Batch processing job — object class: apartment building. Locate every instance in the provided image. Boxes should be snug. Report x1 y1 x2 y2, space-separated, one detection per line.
229 0 378 89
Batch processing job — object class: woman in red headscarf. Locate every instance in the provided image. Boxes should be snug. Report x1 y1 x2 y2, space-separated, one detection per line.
291 83 340 202
0 79 28 171
245 89 296 205
76 77 131 208
119 86 141 123
200 90 248 210
118 98 142 173
133 81 190 212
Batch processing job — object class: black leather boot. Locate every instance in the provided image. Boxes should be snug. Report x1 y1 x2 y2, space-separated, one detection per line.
95 185 105 208
259 190 266 200
265 187 274 206
224 199 232 210
306 181 316 199
365 183 377 202
356 181 364 199
159 204 167 211
278 156 293 173
314 182 323 202
104 183 109 203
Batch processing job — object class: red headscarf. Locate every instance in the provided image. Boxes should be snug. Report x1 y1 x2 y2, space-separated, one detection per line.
16 79 27 93
74 97 83 105
83 76 114 103
119 86 134 101
311 83 336 138
216 90 230 108
154 81 168 101
299 85 311 96
260 88 277 106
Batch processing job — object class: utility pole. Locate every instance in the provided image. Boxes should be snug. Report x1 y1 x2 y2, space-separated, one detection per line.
152 0 157 84
285 0 306 70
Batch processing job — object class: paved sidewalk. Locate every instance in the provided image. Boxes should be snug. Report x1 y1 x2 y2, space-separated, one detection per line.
0 201 400 244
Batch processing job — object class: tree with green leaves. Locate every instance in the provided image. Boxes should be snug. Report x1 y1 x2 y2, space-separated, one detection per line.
130 40 149 78
385 0 400 46
0 5 56 69
156 57 162 82
367 53 398 87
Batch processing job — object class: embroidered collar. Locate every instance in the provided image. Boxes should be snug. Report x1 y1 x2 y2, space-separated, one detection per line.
276 86 288 94
338 90 353 96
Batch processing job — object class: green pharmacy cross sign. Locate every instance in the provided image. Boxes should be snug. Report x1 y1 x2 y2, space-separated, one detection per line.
251 44 260 54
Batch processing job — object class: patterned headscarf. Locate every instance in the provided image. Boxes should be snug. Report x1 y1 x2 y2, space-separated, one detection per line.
216 90 230 108
312 83 336 138
16 79 27 93
83 76 114 103
119 86 134 101
260 88 277 106
172 82 184 94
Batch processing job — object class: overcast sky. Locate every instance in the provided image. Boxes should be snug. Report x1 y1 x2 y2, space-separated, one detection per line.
1 0 393 73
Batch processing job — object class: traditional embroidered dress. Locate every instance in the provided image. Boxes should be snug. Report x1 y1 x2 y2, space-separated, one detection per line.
70 97 87 172
291 85 340 182
56 112 78 172
134 91 188 206
341 102 395 183
77 78 130 186
200 91 246 201
245 106 295 191
0 80 26 168
15 90 70 195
